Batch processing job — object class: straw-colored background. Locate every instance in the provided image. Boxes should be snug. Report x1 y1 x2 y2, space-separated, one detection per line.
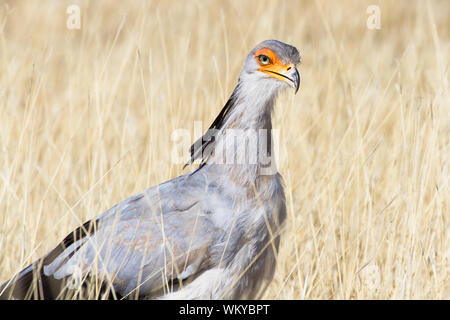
0 0 448 299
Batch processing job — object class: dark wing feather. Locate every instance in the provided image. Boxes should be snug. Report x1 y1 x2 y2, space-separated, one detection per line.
0 219 99 300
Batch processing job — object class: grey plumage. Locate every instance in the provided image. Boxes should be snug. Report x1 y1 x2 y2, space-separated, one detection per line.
0 40 300 300
247 40 300 66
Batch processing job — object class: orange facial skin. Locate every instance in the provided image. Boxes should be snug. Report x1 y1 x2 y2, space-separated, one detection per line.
254 48 296 84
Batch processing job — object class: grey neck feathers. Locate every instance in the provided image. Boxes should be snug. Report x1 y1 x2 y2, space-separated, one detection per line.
186 77 280 180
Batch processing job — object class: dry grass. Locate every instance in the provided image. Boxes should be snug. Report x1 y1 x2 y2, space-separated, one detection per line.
0 0 448 299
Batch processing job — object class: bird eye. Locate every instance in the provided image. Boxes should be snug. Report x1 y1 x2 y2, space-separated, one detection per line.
258 55 271 65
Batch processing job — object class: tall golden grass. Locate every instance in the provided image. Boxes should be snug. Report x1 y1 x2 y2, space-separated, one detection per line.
0 0 448 299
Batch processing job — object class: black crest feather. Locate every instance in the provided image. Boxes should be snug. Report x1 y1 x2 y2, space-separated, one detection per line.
184 85 240 168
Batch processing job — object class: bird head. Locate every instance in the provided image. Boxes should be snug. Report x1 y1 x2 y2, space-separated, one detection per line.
240 40 301 94
186 40 300 168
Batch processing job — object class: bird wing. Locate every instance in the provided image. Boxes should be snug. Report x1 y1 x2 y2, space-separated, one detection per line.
42 172 227 299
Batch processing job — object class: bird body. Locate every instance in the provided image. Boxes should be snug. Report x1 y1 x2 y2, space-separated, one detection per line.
0 40 300 299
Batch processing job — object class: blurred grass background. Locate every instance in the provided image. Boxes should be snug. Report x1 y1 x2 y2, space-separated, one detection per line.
0 0 448 299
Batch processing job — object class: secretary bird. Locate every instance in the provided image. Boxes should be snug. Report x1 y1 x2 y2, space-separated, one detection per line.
0 40 300 299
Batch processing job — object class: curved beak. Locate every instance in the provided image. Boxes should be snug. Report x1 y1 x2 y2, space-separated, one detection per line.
260 64 300 94
289 67 300 94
